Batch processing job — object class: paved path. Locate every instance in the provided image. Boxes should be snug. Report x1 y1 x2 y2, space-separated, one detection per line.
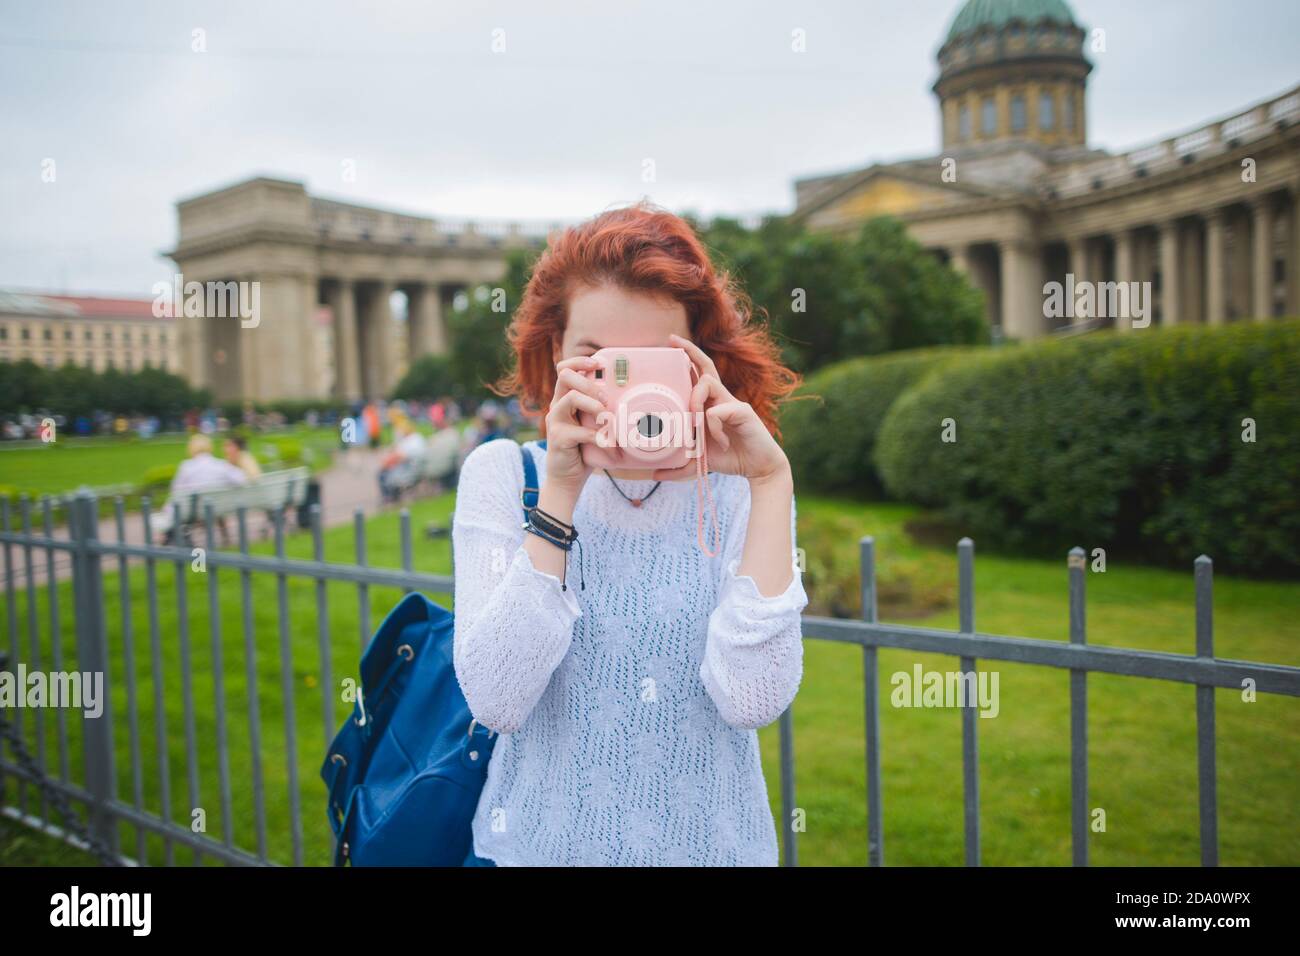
3 447 428 588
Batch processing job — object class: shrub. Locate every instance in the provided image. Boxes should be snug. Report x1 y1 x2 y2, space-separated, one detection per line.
781 346 975 495
141 464 177 491
264 437 303 465
873 322 1300 576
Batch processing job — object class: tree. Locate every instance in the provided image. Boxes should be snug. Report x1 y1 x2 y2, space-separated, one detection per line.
391 354 454 401
404 246 537 400
696 214 989 373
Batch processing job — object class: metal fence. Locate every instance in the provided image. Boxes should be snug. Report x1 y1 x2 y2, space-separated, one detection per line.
1 492 1298 866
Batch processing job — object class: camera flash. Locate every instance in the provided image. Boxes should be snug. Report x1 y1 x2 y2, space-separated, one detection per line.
615 356 628 386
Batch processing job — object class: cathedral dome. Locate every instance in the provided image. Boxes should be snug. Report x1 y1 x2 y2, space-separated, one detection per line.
934 0 1091 151
944 0 1080 43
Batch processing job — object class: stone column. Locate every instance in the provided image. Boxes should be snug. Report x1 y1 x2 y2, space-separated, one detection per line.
1204 209 1227 326
300 275 327 399
998 240 1044 339
1290 183 1300 316
329 280 361 402
407 283 447 358
1250 196 1275 320
948 244 971 275
1113 229 1137 332
1066 237 1089 321
1230 209 1252 320
1158 220 1181 326
176 286 210 390
1182 219 1204 323
220 278 253 402
362 281 395 399
250 273 319 401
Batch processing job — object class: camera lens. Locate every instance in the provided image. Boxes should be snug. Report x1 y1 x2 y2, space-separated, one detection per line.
637 413 664 439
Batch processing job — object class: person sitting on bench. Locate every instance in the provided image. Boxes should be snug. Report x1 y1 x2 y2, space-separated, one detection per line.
162 433 250 543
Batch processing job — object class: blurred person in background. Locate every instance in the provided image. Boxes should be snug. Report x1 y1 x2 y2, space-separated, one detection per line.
223 433 262 479
153 432 251 545
377 412 427 503
363 401 382 449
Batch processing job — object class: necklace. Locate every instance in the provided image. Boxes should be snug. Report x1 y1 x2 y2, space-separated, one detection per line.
604 469 662 508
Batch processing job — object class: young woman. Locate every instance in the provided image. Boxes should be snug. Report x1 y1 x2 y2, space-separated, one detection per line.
452 202 806 866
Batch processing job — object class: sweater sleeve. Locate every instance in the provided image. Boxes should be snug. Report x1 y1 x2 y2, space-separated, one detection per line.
451 439 582 734
698 487 808 731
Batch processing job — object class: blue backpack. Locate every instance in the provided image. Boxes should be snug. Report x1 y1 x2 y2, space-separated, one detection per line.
320 440 542 866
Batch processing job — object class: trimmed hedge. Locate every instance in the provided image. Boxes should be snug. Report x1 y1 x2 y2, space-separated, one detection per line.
781 347 974 495
873 321 1300 576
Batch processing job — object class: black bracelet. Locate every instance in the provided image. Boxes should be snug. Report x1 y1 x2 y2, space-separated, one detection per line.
531 506 576 538
523 521 570 552
522 507 584 591
524 506 577 545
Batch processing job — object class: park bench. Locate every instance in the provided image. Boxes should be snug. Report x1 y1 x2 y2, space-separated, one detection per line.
151 466 313 544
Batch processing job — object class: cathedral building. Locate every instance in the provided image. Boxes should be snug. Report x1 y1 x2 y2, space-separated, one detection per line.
791 0 1300 338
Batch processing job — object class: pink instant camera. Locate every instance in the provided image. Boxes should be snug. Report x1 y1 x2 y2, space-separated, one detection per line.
578 347 703 470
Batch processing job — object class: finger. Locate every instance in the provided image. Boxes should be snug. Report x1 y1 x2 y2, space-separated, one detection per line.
669 333 721 381
689 373 730 413
555 368 607 403
705 401 752 427
550 360 601 403
707 371 735 404
555 355 601 374
548 421 600 449
552 388 605 421
705 405 730 450
706 401 755 450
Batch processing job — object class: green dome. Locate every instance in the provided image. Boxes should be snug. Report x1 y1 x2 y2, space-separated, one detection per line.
945 0 1079 41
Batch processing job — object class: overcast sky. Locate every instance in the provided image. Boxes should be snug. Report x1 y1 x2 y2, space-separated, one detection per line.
2 0 1297 296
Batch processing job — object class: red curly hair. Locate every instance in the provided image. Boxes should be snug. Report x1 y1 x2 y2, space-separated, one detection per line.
495 201 800 437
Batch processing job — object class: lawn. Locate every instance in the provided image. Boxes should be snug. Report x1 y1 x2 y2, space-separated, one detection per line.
0 490 1297 866
0 427 343 495
0 427 345 525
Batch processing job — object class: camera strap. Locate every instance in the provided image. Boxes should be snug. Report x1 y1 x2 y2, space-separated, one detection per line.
691 371 722 558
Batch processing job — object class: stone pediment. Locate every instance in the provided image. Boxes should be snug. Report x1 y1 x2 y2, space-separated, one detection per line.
794 163 1001 229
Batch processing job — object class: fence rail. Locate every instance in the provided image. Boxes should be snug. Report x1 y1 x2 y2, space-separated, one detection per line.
1 492 1298 867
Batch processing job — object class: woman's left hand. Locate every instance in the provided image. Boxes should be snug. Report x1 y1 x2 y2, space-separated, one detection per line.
650 334 791 487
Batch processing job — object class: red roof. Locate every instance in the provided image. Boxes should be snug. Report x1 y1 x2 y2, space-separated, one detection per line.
42 294 171 320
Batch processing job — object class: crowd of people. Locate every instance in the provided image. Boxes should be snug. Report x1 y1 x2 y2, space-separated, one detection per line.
365 396 524 505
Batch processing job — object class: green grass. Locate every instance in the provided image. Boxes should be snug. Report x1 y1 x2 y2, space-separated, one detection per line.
766 495 1300 866
1 427 342 494
0 427 344 525
0 815 100 865
0 434 196 496
1 491 1296 866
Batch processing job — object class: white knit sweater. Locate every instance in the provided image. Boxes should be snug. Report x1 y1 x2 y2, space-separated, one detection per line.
451 438 807 866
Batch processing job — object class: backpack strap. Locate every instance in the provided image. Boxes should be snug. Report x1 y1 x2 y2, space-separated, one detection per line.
520 441 540 519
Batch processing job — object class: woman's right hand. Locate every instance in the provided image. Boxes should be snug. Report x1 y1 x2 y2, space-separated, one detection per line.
540 356 606 498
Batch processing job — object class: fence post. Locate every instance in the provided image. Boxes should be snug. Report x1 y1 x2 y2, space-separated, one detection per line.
1068 546 1088 867
861 536 884 866
957 538 980 866
1194 555 1218 867
69 492 117 856
778 707 796 867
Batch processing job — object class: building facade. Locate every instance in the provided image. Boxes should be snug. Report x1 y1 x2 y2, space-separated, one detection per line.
0 291 180 373
792 0 1300 338
166 177 548 403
